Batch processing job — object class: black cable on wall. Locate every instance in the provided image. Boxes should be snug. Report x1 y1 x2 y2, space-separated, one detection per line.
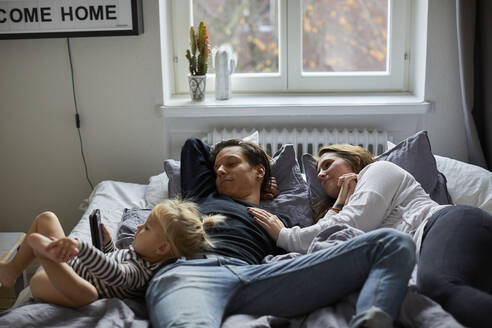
67 38 94 190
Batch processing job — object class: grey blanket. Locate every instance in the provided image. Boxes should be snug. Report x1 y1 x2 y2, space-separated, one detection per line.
0 225 462 328
0 298 149 328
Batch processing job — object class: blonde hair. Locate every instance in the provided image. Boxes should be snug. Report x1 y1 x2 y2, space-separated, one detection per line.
314 144 375 222
150 199 225 258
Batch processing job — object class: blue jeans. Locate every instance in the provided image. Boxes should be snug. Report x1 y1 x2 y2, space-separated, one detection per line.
146 228 415 328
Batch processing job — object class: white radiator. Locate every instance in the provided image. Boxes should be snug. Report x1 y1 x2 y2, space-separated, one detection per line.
204 128 390 168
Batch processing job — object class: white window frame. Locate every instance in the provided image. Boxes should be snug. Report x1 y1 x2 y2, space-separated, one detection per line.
169 0 411 94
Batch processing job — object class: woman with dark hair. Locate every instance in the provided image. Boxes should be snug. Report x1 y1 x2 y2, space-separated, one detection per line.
249 143 492 328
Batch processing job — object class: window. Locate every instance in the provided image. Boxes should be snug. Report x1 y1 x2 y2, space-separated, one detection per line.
170 0 410 94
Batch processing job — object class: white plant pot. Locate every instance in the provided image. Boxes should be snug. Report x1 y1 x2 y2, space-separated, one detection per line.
188 75 207 101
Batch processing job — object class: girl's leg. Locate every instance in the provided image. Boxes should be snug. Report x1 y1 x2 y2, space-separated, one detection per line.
0 211 65 287
28 233 98 308
418 206 492 328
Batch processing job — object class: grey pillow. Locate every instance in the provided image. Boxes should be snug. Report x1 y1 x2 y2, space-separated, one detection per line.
164 144 313 227
116 208 151 249
261 144 313 227
377 131 452 205
302 153 326 211
302 130 453 210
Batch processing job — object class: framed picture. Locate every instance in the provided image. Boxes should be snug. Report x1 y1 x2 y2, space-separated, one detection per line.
0 0 143 39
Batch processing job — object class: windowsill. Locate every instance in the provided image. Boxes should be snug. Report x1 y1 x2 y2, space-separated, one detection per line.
161 93 431 117
159 92 431 159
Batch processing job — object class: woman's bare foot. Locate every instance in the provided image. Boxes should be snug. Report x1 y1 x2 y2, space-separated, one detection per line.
0 261 18 288
27 233 58 262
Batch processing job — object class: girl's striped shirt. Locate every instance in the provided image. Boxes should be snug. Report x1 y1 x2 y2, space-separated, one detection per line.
68 240 163 299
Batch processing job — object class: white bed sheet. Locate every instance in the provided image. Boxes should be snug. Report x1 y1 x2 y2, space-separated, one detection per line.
69 180 147 242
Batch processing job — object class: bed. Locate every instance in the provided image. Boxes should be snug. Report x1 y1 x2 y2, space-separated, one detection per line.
1 130 491 328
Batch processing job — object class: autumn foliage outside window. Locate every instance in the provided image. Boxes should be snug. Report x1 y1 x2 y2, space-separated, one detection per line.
193 0 388 74
302 0 388 72
193 0 279 74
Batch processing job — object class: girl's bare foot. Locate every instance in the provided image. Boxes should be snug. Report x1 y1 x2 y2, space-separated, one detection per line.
0 261 18 288
27 233 57 262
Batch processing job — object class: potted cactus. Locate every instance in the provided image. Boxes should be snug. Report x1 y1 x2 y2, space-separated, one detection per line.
186 21 211 101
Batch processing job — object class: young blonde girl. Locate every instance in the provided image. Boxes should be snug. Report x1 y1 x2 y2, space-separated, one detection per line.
0 199 223 308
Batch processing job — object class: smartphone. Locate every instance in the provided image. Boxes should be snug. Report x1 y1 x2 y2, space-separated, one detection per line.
89 209 104 250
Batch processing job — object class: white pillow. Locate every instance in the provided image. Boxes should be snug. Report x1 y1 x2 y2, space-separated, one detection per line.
144 172 169 208
144 130 260 207
434 155 492 213
389 141 492 213
241 130 259 144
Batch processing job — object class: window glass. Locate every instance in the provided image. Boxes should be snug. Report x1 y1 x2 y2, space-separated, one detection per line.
302 0 388 73
192 0 279 74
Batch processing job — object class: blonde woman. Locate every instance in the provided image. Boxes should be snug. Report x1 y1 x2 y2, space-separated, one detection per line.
249 144 492 328
0 199 223 308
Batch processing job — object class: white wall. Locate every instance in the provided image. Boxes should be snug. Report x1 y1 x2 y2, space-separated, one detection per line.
0 1 164 232
423 0 468 161
0 0 468 232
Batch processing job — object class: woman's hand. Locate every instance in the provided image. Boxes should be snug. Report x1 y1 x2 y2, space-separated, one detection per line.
334 173 358 209
45 237 80 263
261 177 280 200
101 223 112 246
247 207 285 241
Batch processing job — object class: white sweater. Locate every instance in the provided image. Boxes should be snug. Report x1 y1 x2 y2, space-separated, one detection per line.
277 161 449 254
